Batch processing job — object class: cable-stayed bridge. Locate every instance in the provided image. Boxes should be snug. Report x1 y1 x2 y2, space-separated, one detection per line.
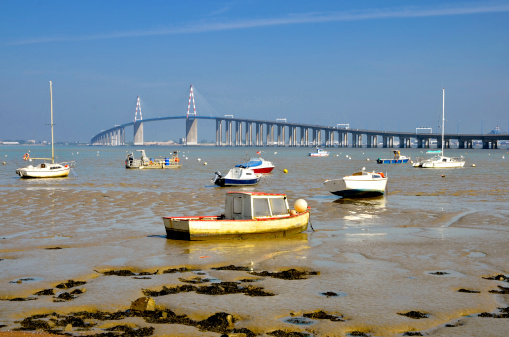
91 86 508 149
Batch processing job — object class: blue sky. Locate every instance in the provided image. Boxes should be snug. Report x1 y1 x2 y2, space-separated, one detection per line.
1 1 508 142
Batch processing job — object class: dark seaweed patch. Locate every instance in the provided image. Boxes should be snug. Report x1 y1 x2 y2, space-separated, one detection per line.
348 332 370 337
303 310 344 321
430 271 449 275
9 277 35 283
178 276 211 284
479 306 509 318
54 292 76 301
489 286 509 294
483 274 508 282
285 317 314 325
403 332 423 336
45 247 63 250
162 267 196 274
458 288 481 293
142 281 274 297
19 318 51 330
397 311 429 319
7 297 37 301
251 268 319 280
56 279 86 289
34 288 55 296
103 270 136 276
268 330 312 336
212 265 250 271
321 291 339 297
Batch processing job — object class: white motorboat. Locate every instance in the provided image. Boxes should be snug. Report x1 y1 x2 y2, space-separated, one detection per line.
324 168 387 197
309 148 329 157
16 81 75 178
212 167 261 187
413 88 465 168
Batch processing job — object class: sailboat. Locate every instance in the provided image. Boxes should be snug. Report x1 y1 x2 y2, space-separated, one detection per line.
412 88 465 168
16 81 76 178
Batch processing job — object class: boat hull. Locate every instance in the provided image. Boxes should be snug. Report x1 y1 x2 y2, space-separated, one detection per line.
163 211 310 240
16 167 70 178
251 167 274 174
419 156 466 168
214 177 260 187
324 177 387 197
421 161 465 168
376 158 409 164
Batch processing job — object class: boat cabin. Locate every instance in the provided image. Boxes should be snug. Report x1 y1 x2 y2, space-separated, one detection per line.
224 192 290 220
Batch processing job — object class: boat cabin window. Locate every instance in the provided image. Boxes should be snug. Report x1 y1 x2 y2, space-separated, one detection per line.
233 196 242 214
269 198 287 216
40 164 46 168
372 174 381 178
253 198 271 217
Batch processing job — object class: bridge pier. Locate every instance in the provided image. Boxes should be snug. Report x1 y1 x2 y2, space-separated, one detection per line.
216 119 222 146
134 121 143 145
186 117 198 145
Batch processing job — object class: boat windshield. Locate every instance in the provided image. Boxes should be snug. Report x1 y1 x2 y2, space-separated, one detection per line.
236 159 262 168
253 198 271 217
270 198 288 215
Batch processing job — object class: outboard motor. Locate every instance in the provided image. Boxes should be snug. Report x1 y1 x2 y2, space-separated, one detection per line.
213 171 222 184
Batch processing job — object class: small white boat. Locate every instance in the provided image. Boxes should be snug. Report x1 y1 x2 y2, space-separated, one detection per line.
413 88 465 169
125 150 181 169
324 168 387 197
16 81 76 179
163 191 310 240
213 167 260 187
235 157 275 174
309 148 329 157
377 150 410 164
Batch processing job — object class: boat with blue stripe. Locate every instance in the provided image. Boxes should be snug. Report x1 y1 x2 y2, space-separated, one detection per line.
376 150 410 164
213 167 260 187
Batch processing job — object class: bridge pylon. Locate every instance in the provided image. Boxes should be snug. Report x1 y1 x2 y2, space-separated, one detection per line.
134 95 144 145
186 85 198 145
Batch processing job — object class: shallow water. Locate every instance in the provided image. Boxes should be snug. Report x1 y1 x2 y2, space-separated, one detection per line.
1 145 508 336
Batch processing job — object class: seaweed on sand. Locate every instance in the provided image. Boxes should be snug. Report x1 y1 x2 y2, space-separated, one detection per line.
250 268 319 280
55 279 86 289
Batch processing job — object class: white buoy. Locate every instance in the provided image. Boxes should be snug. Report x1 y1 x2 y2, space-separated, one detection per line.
294 199 308 213
204 162 207 165
197 158 201 162
472 164 476 167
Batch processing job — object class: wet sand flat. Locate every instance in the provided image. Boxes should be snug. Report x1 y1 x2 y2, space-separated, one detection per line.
1 146 508 336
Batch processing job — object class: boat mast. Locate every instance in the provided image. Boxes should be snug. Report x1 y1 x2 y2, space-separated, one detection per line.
442 88 445 157
50 81 54 164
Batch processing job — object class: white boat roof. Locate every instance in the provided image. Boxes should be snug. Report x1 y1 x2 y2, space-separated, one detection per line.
227 191 286 197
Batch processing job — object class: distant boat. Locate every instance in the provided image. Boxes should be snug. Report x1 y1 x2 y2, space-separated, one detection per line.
16 81 75 178
235 157 275 174
309 148 329 157
413 88 465 168
126 150 181 169
162 191 310 240
212 167 260 187
324 168 387 198
377 150 410 164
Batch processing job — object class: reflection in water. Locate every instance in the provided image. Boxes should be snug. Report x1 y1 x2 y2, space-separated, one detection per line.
333 195 386 208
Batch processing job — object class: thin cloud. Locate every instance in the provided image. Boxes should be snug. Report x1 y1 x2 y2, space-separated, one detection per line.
8 3 509 46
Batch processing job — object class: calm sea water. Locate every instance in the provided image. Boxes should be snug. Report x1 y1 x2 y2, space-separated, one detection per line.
1 145 508 336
